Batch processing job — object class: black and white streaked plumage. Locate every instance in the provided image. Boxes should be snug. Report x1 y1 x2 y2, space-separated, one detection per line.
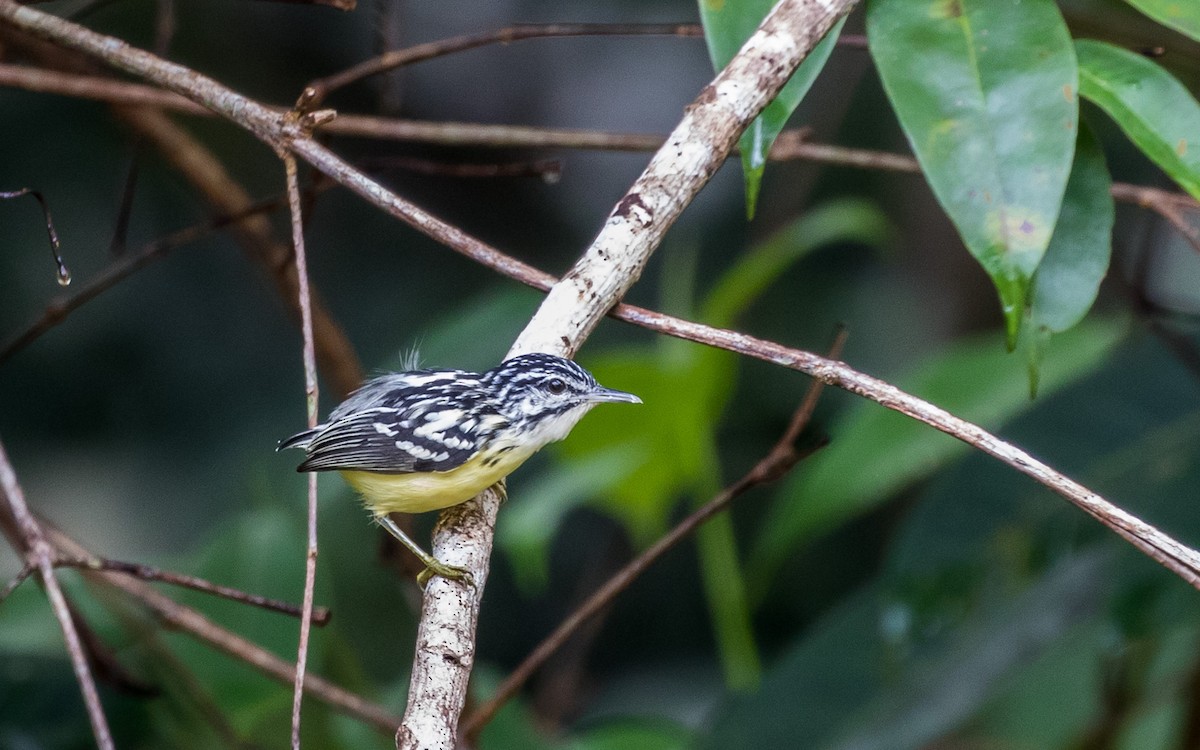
279 353 640 581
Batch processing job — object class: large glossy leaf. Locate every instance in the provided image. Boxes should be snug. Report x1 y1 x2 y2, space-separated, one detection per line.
699 0 844 218
1076 39 1200 201
748 318 1125 590
1122 0 1200 43
868 0 1078 346
1026 125 1114 393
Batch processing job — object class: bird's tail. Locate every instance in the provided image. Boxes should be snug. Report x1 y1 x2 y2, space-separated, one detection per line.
277 427 319 451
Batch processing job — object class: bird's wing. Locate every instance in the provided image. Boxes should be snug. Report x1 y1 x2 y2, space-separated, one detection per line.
296 405 492 474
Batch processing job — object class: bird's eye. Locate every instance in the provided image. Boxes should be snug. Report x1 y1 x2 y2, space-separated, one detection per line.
546 377 567 395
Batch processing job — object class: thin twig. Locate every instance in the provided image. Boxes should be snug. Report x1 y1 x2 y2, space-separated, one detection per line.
305 23 705 104
1112 182 1200 256
0 560 34 600
0 437 113 749
1 187 70 285
259 0 356 10
1 554 331 624
361 155 563 182
460 328 847 740
282 148 322 749
0 186 324 368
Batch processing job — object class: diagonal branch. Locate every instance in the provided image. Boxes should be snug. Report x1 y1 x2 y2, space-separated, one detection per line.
400 2 860 748
0 438 113 749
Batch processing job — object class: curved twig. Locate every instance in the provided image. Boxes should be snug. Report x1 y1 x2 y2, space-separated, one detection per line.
306 23 704 104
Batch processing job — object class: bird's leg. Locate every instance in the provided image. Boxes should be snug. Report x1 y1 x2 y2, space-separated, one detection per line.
377 515 473 587
493 477 508 504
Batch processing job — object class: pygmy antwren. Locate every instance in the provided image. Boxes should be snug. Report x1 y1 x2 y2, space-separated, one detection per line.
279 353 640 583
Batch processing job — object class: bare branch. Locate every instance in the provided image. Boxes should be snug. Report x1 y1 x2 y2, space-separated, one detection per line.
361 155 563 182
4 554 332 624
1111 182 1200 256
259 0 356 9
307 22 704 104
283 148 322 749
0 438 112 749
398 2 860 747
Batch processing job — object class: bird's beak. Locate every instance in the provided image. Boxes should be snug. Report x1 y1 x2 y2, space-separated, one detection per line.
587 387 642 404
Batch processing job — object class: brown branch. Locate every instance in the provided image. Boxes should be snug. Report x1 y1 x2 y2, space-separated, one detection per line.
459 328 847 741
0 560 33 600
282 147 322 749
1111 182 1200 256
360 155 563 182
305 23 705 104
1 553 331 624
0 438 113 749
259 0 356 9
3 62 1196 250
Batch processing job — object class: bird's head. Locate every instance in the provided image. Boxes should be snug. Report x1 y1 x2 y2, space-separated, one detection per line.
485 353 640 446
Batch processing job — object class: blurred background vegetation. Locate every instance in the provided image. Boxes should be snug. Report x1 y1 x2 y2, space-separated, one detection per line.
2 0 1200 747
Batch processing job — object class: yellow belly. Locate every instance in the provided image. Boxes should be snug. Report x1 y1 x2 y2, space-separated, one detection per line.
340 445 534 515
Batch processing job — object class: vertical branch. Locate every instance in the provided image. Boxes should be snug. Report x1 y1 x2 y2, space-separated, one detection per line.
400 1 860 748
0 437 113 749
284 151 321 749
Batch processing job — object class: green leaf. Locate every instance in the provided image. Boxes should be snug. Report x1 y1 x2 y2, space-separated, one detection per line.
1025 125 1115 393
868 0 1078 346
699 0 844 218
1122 0 1200 43
747 318 1126 590
1076 39 1200 201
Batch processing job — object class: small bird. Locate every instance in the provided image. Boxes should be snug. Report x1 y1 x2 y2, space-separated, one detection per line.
279 353 640 583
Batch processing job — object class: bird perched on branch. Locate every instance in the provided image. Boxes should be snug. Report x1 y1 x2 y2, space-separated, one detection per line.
280 353 640 584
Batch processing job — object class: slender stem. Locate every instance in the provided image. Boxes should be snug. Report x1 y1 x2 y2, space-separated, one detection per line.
283 150 322 749
2 554 331 623
306 23 704 104
0 438 113 749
